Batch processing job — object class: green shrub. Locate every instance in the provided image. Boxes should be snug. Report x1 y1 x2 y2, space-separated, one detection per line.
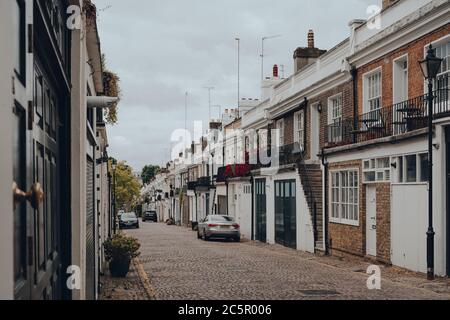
104 233 141 262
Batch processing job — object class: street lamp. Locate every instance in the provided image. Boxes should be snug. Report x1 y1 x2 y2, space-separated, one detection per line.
419 44 443 281
112 159 118 234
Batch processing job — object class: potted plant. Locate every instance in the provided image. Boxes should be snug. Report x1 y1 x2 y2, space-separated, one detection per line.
104 233 141 278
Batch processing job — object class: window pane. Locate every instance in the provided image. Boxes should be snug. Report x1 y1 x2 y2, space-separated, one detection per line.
420 153 429 182
406 155 417 183
398 156 404 183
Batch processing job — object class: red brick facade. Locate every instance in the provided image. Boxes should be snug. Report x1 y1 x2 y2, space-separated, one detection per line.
327 161 392 264
376 183 391 263
357 24 450 115
328 160 366 257
310 80 354 153
325 24 450 265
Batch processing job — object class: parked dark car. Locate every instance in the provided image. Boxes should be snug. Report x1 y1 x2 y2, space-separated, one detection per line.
143 211 158 222
119 212 140 229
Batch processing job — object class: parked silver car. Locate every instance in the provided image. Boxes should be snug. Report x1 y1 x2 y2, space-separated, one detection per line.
197 215 240 242
119 212 140 229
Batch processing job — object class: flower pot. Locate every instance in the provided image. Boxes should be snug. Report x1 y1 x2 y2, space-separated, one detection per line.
109 258 131 278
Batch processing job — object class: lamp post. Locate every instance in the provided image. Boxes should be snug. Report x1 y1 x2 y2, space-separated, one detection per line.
419 44 443 281
112 159 117 234
204 86 215 124
235 37 240 114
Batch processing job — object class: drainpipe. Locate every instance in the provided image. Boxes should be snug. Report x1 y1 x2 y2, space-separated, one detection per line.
351 67 358 143
321 148 330 255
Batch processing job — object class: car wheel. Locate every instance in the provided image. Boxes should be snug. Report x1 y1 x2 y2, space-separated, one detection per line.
234 237 240 242
197 231 201 239
202 231 209 241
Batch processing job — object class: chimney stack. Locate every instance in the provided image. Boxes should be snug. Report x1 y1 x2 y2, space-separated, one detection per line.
308 30 314 48
273 64 279 78
293 30 327 73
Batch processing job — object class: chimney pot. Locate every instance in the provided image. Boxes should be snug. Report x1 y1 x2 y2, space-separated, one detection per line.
273 64 279 78
308 29 314 48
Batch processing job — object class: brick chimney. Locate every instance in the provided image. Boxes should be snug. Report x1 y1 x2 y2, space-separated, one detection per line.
382 0 400 10
273 64 279 78
293 30 327 73
308 30 314 48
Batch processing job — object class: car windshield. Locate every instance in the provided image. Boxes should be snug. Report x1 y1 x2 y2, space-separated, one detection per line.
209 215 234 222
145 211 156 214
122 213 136 219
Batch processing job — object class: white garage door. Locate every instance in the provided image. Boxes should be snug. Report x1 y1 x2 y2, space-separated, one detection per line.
391 184 428 273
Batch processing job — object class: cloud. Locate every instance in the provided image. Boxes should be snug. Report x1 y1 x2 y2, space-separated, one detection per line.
95 0 379 171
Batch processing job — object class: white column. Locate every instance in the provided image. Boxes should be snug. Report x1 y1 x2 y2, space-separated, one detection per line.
70 24 88 300
0 0 14 300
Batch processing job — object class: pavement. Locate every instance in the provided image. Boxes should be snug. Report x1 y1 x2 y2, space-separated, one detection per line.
121 221 450 300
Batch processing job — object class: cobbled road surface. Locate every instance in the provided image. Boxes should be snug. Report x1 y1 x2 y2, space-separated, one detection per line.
126 222 449 300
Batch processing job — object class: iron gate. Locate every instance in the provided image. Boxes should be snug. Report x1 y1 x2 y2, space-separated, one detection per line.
275 180 297 249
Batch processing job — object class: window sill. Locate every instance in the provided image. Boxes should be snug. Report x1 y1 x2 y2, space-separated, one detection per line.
329 218 360 227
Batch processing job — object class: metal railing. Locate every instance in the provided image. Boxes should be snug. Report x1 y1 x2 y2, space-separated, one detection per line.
296 151 318 244
325 78 449 147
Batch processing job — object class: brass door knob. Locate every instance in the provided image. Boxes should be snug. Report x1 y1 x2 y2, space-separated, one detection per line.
13 182 44 210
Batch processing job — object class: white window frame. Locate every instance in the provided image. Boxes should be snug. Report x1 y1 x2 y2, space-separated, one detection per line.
293 110 305 151
276 119 285 147
362 157 391 184
327 93 343 125
392 54 409 104
327 93 343 143
329 169 360 226
393 152 429 185
363 67 382 114
430 34 450 79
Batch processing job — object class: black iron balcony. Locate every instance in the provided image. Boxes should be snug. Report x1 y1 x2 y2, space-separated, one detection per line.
196 177 211 187
278 143 304 166
325 119 354 147
325 79 449 147
187 181 197 190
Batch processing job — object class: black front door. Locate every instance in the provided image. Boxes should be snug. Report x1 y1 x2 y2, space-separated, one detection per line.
13 61 65 300
255 179 267 242
446 127 450 276
13 0 71 300
29 62 63 300
275 180 297 249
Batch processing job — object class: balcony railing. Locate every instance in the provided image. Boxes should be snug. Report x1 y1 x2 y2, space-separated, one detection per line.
187 181 197 190
325 80 449 147
195 177 211 191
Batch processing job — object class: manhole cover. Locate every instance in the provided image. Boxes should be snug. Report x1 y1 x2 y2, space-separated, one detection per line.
299 290 340 296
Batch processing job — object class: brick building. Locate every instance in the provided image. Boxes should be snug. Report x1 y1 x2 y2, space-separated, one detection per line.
323 0 450 276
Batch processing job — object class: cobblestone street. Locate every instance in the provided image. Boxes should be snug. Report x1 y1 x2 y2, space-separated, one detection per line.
125 222 450 300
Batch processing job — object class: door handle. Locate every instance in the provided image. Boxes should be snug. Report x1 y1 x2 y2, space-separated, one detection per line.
13 182 44 210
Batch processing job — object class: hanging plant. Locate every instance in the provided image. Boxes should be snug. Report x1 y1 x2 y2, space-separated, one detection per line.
102 55 121 125
83 0 97 28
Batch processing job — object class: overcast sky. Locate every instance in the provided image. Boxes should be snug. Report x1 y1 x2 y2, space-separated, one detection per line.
94 0 376 172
